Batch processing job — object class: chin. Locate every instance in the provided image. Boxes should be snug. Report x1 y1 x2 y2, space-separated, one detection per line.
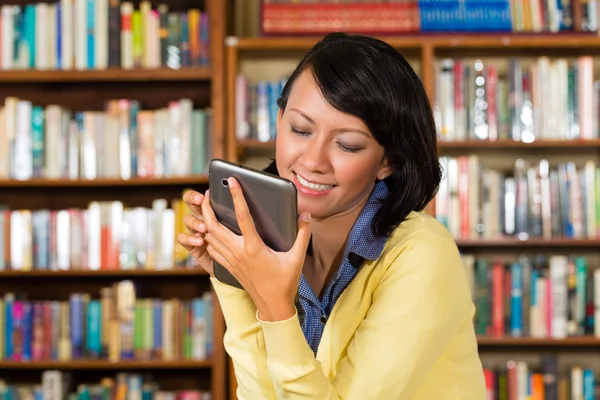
297 200 329 219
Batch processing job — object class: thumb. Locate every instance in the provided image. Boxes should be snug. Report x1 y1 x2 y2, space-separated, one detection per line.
290 212 312 258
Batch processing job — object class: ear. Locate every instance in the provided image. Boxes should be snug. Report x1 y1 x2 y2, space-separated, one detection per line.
376 160 392 181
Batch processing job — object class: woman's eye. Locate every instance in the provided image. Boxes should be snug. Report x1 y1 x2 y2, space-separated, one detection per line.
291 127 310 136
338 143 361 153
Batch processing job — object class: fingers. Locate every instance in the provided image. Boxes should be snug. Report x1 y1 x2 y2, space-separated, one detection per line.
176 232 212 271
201 190 234 242
176 232 205 248
183 189 204 218
227 177 258 241
184 213 207 234
204 232 237 267
290 212 312 260
206 244 235 276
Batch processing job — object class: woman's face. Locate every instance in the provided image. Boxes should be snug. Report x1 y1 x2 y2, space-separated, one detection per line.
275 69 390 219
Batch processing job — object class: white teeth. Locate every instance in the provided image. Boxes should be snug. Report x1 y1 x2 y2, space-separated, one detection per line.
296 174 334 191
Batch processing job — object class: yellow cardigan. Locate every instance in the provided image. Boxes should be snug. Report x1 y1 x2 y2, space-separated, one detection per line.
211 211 487 399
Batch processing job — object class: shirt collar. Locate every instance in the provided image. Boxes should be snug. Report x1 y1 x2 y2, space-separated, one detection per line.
344 180 389 262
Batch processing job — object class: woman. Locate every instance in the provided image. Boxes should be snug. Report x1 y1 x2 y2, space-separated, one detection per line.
177 32 486 399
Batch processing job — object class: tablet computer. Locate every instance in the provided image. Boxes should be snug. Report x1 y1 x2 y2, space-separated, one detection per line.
207 158 298 289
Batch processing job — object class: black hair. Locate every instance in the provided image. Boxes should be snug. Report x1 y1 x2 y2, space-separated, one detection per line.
264 32 441 238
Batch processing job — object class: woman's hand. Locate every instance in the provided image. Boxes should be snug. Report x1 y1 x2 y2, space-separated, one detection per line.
176 190 214 277
201 177 312 322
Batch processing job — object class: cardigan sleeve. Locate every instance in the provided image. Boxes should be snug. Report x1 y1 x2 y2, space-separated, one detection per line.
256 229 475 399
209 277 277 400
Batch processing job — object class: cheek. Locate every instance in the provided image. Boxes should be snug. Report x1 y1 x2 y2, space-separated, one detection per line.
275 134 299 171
331 155 380 188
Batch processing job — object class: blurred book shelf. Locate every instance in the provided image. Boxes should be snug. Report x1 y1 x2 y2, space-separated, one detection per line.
0 371 213 400
227 0 600 398
0 0 226 398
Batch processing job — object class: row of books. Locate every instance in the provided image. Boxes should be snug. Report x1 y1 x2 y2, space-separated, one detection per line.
0 281 214 362
0 1 209 71
0 97 212 181
436 157 600 240
260 0 587 34
235 74 286 143
483 356 596 399
463 255 600 338
435 56 599 142
1 371 212 400
0 199 195 271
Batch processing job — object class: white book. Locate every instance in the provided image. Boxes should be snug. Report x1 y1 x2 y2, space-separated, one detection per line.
5 97 18 179
161 208 175 269
14 101 32 180
95 0 108 69
1 6 13 70
45 106 62 179
56 210 71 270
35 3 49 70
516 361 529 400
162 301 174 360
87 202 101 270
153 109 167 177
10 211 24 270
549 255 568 339
42 370 64 400
74 0 87 70
48 4 57 69
68 119 80 179
61 0 74 70
82 112 97 179
571 367 583 400
168 102 181 177
179 99 192 176
120 2 134 69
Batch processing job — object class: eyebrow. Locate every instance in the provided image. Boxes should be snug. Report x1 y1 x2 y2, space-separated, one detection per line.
289 108 371 138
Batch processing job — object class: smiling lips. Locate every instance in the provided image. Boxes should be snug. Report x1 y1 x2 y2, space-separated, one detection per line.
293 173 335 196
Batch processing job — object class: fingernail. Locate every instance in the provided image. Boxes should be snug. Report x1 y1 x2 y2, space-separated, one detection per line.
194 194 202 203
227 177 234 187
195 237 203 245
303 212 311 222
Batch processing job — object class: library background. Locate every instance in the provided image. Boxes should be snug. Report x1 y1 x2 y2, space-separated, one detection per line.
0 0 599 398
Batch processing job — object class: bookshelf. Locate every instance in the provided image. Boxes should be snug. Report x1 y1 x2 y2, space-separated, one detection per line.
225 31 600 398
0 0 226 399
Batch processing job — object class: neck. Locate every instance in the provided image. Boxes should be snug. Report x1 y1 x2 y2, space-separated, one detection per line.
309 197 368 273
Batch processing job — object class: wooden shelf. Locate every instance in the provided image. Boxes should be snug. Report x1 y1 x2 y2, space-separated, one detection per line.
477 336 600 346
439 139 600 149
231 33 600 51
0 359 212 370
0 269 208 278
0 175 208 188
0 67 212 82
455 238 600 248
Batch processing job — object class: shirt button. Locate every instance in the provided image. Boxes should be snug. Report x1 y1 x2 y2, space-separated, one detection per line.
320 315 328 324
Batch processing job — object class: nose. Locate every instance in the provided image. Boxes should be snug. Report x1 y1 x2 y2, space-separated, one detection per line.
298 136 331 174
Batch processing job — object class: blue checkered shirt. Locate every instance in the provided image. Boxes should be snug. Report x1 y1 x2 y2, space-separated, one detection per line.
297 180 389 355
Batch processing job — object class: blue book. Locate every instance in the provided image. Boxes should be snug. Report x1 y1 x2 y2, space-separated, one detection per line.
510 262 523 336
86 0 95 68
86 300 102 357
4 294 14 359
